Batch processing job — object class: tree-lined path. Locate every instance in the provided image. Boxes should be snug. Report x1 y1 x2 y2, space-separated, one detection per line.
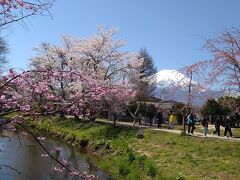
96 119 240 142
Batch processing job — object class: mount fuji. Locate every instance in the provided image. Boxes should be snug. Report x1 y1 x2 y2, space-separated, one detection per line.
153 69 223 106
156 69 192 87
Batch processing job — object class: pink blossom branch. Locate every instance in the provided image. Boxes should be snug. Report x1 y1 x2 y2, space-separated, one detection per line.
16 122 86 179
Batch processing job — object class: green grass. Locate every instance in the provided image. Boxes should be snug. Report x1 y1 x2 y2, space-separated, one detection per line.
22 116 240 179
130 129 240 179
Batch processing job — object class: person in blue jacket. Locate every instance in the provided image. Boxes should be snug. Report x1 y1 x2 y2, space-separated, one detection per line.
187 112 195 134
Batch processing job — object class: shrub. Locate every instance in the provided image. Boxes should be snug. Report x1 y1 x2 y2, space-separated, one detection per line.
126 171 140 180
105 141 111 150
147 162 157 177
128 151 136 163
137 155 147 169
93 142 100 151
119 161 130 176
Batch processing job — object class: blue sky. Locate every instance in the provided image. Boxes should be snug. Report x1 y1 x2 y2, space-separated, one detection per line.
3 0 240 71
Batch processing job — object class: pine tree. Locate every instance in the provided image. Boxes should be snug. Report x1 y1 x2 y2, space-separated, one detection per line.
135 48 157 98
127 48 157 125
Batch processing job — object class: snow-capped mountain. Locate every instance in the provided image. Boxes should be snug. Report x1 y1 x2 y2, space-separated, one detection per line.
156 69 192 87
154 69 222 106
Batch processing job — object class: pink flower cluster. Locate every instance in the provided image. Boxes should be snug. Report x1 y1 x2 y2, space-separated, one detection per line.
37 136 46 141
41 154 48 157
54 146 62 152
52 166 65 173
0 0 24 6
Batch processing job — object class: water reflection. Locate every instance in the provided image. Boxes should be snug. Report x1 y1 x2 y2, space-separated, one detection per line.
0 131 110 180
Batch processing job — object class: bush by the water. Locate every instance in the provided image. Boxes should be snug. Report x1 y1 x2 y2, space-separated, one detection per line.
119 160 130 176
126 171 141 180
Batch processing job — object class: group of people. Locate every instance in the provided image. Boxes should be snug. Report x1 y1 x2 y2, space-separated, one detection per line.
186 113 234 137
209 116 233 137
169 111 196 134
172 111 234 137
137 110 191 130
137 109 164 127
137 110 193 131
137 110 235 138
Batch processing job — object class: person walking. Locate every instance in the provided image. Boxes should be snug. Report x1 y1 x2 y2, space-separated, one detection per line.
202 118 208 136
224 116 233 137
168 112 176 129
137 113 142 125
147 105 155 126
187 112 195 134
212 117 221 136
157 109 163 128
149 113 154 126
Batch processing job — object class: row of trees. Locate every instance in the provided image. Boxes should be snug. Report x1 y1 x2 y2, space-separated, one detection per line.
1 29 240 127
0 27 146 122
0 2 239 125
140 29 240 126
0 3 158 130
0 2 239 176
201 95 240 123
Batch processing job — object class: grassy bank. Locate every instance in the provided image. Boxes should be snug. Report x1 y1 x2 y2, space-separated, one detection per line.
21 116 240 179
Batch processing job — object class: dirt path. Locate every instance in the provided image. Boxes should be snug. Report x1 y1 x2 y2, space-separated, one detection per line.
96 119 240 142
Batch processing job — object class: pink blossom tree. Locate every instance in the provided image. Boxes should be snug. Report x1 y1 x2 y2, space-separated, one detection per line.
1 27 142 122
0 27 142 177
178 28 240 110
29 26 142 121
203 28 240 93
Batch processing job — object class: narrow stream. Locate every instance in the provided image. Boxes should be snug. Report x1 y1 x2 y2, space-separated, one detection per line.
0 130 110 180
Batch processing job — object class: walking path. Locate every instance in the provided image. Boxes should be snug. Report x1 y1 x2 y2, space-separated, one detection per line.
96 119 240 142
